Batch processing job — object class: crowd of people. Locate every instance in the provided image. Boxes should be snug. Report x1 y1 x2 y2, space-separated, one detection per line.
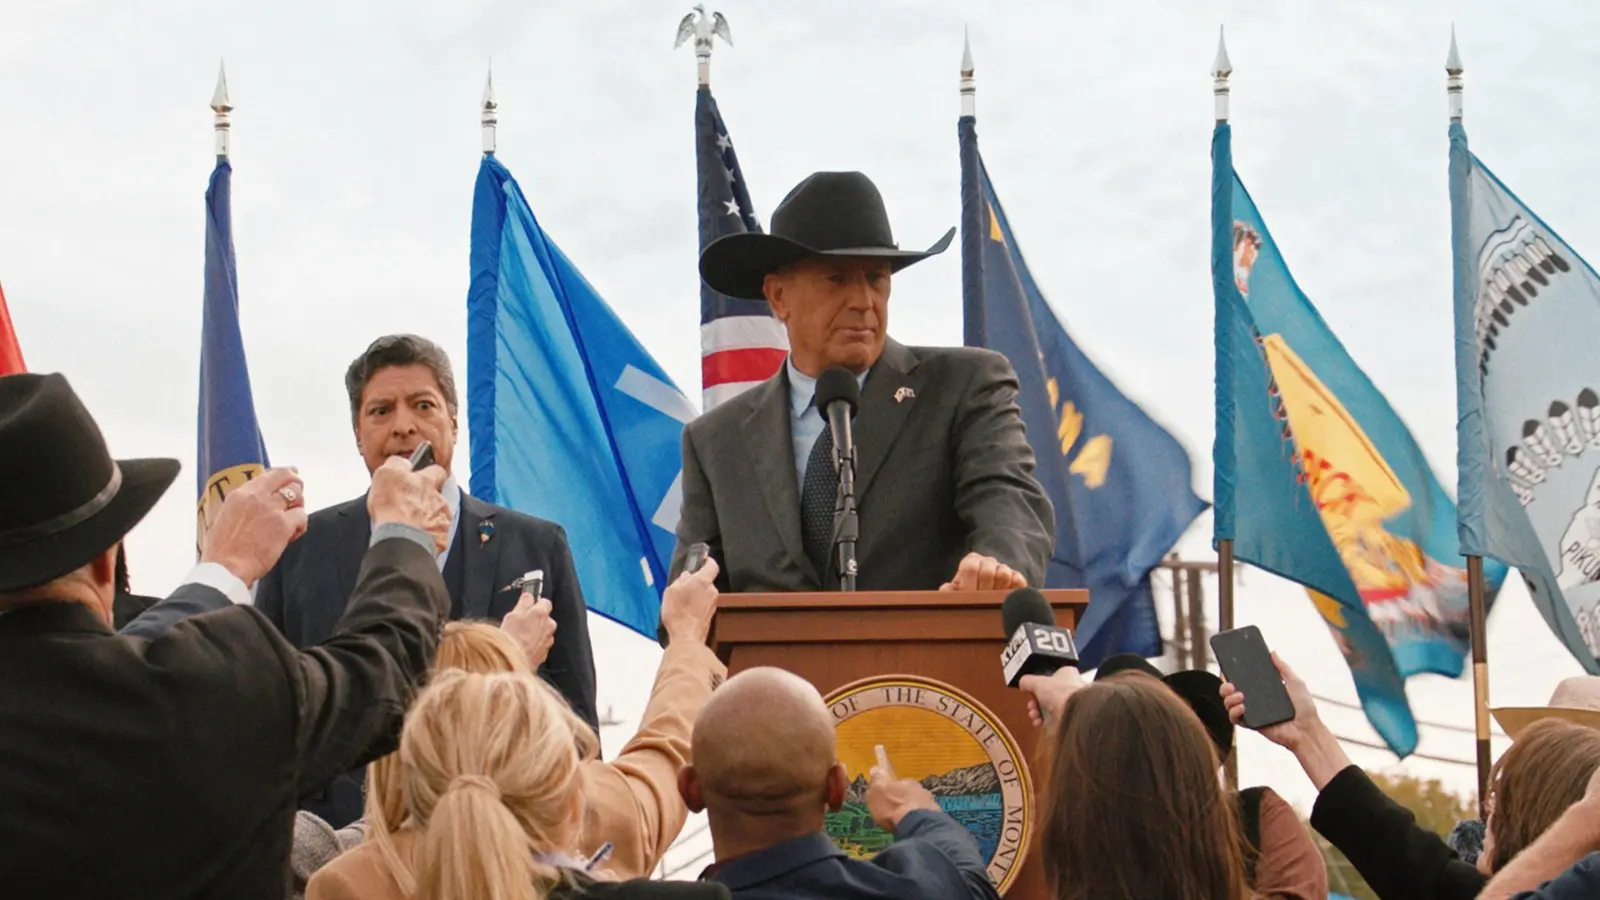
9 163 1600 899
11 363 1600 900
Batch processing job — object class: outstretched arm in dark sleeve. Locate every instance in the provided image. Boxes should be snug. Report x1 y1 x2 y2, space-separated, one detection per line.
951 350 1055 588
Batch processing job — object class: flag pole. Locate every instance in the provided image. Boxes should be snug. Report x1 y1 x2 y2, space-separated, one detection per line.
1212 27 1238 789
1213 29 1236 640
211 61 231 160
481 65 497 155
1448 26 1493 818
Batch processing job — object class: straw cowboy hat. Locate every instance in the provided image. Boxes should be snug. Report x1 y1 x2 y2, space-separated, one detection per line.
697 171 955 301
1492 676 1600 738
0 373 179 593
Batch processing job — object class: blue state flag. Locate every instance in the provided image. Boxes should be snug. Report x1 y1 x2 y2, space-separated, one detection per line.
1214 123 1504 756
959 116 1205 666
468 155 694 638
1452 122 1600 672
196 157 269 553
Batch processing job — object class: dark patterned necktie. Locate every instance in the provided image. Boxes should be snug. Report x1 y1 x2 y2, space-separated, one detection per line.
800 426 838 579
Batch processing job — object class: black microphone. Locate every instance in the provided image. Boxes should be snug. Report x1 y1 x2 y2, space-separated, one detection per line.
813 368 862 591
1000 587 1079 687
813 367 860 459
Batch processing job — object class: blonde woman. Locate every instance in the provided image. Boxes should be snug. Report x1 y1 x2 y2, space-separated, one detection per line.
308 669 728 900
363 560 726 887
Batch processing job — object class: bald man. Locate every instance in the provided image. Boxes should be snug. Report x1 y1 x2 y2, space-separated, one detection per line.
678 668 999 899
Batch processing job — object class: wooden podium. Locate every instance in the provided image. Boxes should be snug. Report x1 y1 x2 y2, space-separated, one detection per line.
709 589 1088 900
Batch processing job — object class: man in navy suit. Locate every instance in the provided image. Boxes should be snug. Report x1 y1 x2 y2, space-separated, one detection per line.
680 668 999 900
257 334 597 827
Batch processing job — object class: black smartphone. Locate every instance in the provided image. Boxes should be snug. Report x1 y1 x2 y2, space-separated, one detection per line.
408 441 435 471
657 543 712 648
685 542 711 575
1210 626 1295 729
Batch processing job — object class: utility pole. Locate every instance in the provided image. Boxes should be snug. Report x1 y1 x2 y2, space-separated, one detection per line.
1162 553 1233 787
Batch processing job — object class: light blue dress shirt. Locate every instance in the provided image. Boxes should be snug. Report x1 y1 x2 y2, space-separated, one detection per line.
786 358 869 489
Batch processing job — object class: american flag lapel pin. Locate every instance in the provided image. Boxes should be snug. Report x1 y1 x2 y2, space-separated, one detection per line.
894 386 916 404
477 520 495 545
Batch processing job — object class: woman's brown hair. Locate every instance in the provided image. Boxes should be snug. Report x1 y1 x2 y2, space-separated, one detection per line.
1041 674 1249 900
1486 717 1600 871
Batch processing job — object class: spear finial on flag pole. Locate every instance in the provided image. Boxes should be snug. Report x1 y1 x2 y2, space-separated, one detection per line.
211 61 231 159
481 64 498 155
960 27 976 118
1212 27 1232 124
1447 25 1465 122
675 4 732 88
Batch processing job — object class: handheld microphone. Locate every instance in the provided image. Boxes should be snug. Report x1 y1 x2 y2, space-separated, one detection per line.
812 368 862 591
1000 587 1079 687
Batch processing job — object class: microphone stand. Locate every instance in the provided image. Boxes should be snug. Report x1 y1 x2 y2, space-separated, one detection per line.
831 442 859 592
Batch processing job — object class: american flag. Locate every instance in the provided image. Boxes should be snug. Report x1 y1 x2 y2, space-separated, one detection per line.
696 86 786 409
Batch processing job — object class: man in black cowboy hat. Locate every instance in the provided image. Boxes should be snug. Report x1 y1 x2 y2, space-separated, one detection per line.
0 373 455 898
672 171 1053 593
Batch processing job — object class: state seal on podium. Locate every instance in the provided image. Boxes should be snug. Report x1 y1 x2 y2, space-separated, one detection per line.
822 676 1034 893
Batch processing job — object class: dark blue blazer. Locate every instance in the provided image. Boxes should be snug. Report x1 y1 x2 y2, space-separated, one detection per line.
708 811 1000 900
256 490 597 826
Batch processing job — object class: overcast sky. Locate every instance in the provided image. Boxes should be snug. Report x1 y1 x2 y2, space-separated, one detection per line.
6 0 1600 868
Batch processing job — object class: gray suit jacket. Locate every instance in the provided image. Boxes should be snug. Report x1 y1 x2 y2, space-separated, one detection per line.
671 339 1053 592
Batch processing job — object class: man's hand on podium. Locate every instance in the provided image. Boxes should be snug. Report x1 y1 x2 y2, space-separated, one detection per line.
1020 667 1087 730
939 552 1027 592
866 765 941 832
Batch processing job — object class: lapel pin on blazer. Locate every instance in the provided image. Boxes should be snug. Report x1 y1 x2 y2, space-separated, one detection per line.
477 519 495 545
894 386 916 403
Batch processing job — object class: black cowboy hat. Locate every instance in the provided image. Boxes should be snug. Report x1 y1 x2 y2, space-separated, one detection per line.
698 171 955 301
0 374 179 593
1096 653 1234 761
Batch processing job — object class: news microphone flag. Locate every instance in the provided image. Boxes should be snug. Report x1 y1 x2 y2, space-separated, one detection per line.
1451 121 1600 672
959 114 1205 667
0 283 23 375
468 155 693 638
696 85 786 410
1212 122 1504 756
197 158 269 553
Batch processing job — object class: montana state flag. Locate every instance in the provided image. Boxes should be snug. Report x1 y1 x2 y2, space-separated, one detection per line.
960 115 1204 666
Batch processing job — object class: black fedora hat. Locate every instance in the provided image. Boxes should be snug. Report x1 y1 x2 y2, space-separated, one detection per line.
0 374 179 593
1096 653 1234 761
699 171 956 301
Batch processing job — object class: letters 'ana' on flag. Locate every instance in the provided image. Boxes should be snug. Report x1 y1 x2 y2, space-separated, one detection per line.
1213 123 1504 756
696 86 786 410
958 116 1205 666
1451 122 1600 672
197 158 269 553
0 282 25 375
468 155 694 638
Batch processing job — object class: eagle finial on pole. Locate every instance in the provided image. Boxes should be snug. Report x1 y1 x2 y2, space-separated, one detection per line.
675 4 733 88
211 60 232 159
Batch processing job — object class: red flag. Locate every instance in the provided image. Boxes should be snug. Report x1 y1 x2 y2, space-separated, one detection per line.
0 283 24 375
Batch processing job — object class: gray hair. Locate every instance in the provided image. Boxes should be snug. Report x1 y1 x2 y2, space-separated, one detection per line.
344 334 459 425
